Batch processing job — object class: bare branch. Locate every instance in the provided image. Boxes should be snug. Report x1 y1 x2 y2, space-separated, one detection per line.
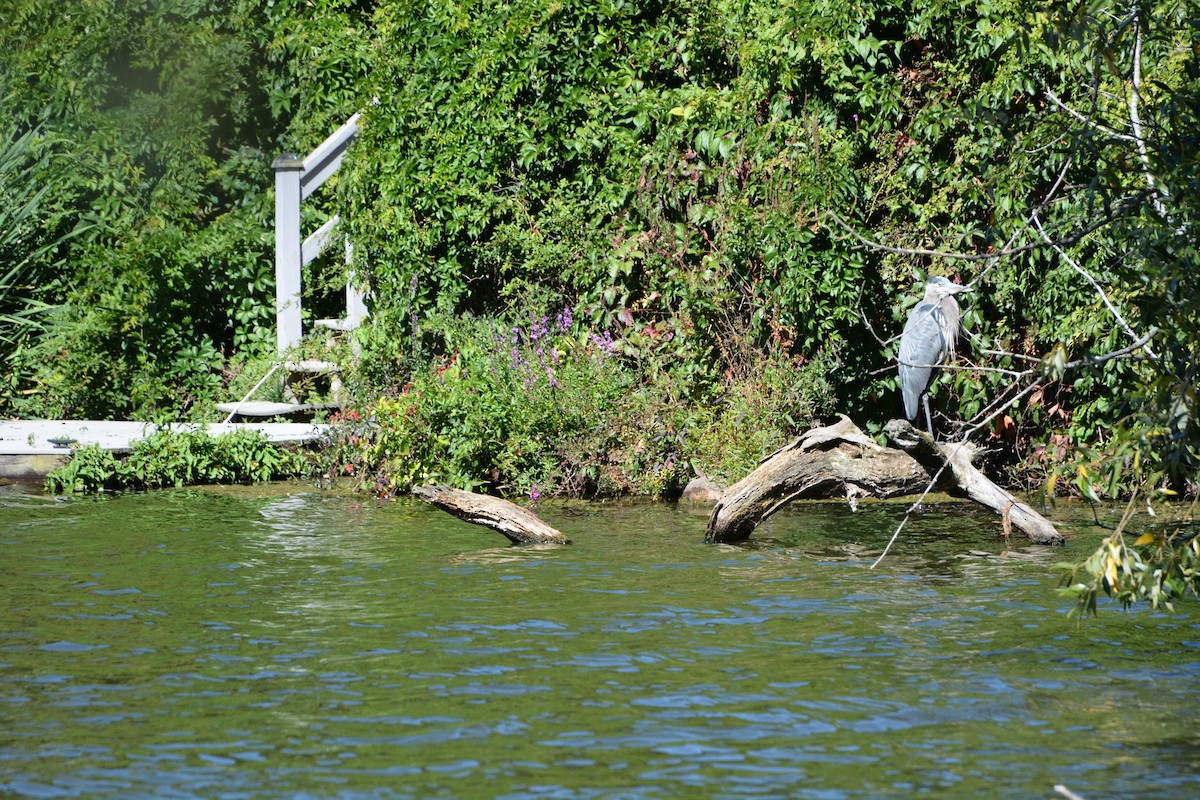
958 328 1159 438
870 459 952 569
1063 326 1159 370
973 156 1073 286
856 280 897 347
933 363 1033 379
1030 213 1159 361
1128 4 1170 220
975 347 1043 364
1045 89 1137 143
825 211 1029 262
962 377 1045 440
860 309 897 347
1055 784 1089 800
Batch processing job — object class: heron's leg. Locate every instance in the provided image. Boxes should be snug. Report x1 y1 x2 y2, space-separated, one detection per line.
922 394 934 436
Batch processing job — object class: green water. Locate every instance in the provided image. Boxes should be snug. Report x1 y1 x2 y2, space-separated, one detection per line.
1 485 1198 799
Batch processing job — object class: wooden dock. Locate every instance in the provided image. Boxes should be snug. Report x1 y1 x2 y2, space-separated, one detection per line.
0 420 328 483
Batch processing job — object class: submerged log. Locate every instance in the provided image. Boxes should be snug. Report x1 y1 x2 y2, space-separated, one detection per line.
885 420 1063 545
706 416 930 543
413 484 569 545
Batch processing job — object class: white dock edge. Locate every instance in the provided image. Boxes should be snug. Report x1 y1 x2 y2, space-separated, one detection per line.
0 420 329 457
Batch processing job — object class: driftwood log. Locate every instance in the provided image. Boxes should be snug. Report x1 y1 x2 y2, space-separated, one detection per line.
885 420 1063 545
413 484 568 545
706 415 1063 546
706 416 929 543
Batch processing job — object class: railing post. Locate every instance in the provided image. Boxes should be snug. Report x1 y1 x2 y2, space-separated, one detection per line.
345 237 368 329
273 153 305 356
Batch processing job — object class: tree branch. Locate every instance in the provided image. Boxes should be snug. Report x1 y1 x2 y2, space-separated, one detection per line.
1063 326 1159 370
1045 88 1137 143
971 157 1074 287
1030 213 1159 361
1128 4 1170 220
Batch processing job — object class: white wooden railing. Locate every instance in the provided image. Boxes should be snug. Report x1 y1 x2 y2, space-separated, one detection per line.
272 113 368 355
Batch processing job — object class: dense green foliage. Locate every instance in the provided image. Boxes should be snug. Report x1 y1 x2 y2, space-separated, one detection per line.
331 0 1197 504
0 127 80 400
43 428 309 494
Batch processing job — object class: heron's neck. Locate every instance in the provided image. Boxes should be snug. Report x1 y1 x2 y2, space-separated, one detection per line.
942 301 961 356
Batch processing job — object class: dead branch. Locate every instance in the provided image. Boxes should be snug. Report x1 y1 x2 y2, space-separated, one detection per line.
1045 89 1137 142
706 416 1063 547
886 420 1063 545
823 192 1147 268
1031 213 1158 360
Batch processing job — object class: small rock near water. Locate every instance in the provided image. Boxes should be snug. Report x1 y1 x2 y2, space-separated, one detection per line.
681 476 723 504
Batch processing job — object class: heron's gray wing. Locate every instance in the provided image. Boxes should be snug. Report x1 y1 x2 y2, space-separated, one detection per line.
897 301 948 420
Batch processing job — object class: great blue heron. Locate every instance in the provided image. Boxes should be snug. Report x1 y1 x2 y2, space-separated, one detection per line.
897 276 972 432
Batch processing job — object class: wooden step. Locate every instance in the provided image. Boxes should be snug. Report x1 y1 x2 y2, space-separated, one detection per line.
284 359 339 373
216 401 340 418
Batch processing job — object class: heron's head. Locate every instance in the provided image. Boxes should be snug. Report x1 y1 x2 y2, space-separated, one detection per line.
925 276 972 300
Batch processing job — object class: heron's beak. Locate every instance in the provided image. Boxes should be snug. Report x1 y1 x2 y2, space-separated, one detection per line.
952 284 973 294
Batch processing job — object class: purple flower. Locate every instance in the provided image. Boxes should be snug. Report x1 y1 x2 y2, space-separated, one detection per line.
555 307 573 333
530 316 549 342
530 484 541 504
590 330 616 356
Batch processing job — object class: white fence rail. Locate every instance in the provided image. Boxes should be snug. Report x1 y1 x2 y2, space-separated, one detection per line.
273 112 367 355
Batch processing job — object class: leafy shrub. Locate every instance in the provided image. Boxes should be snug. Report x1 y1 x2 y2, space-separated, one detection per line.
684 346 838 485
44 429 309 494
321 309 651 497
0 2 298 420
1058 510 1200 617
318 306 833 498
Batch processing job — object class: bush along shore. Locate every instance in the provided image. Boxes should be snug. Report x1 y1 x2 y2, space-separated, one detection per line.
317 307 836 502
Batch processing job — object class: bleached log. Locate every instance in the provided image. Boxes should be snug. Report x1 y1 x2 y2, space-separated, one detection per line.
706 416 930 543
413 484 568 545
886 419 1063 545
